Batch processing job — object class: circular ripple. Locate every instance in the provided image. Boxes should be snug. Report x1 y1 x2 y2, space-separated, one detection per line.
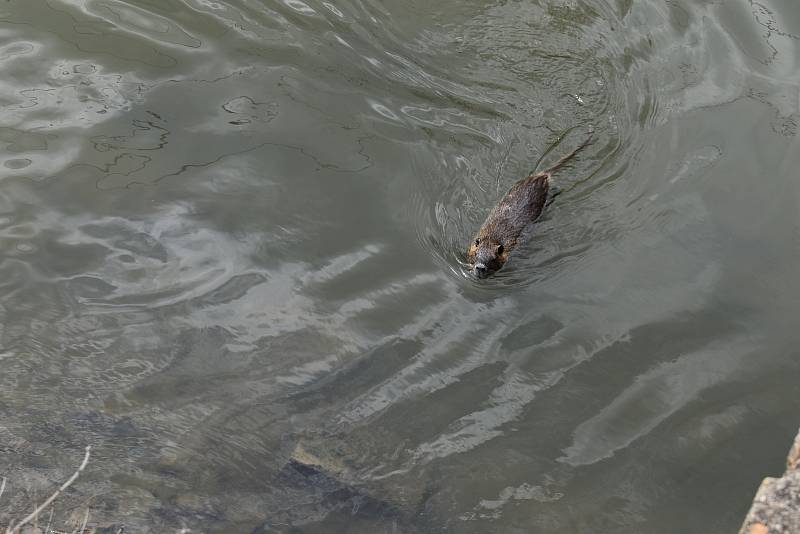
4 158 32 169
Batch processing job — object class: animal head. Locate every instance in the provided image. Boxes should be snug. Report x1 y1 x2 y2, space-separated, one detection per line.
466 235 510 279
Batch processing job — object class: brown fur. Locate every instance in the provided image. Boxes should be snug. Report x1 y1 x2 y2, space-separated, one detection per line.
467 134 592 278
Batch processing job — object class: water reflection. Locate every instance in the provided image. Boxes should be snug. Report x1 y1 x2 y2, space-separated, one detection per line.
0 0 798 532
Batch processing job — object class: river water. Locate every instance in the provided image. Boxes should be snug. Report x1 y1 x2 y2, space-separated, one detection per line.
0 0 798 532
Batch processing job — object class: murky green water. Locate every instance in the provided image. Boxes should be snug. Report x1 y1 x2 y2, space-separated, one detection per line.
0 0 798 532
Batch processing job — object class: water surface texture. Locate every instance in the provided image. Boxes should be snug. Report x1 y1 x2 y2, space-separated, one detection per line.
0 0 799 532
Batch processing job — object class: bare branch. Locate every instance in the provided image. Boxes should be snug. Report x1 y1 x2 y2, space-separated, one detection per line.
6 446 91 534
73 508 89 534
45 508 54 534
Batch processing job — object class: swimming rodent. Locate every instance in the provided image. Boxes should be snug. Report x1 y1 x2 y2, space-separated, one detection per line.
466 133 593 279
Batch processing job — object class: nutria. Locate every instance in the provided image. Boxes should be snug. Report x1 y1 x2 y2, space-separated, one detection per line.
467 133 593 278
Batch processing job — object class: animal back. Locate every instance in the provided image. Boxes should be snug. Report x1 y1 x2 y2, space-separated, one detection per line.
485 174 548 237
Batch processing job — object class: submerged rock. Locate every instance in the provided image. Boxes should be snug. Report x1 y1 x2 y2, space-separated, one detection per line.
740 427 800 534
252 439 430 531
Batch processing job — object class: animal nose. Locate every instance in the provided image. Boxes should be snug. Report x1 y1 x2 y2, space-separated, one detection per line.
474 263 488 277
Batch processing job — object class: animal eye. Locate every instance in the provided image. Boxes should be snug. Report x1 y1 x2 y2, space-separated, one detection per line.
496 244 504 255
475 238 480 246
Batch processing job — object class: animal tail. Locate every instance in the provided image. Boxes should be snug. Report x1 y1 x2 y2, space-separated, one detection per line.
535 130 594 178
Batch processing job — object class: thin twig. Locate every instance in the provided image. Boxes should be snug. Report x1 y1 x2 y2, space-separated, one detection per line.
45 508 54 534
74 508 89 534
0 477 6 502
6 446 91 534
32 491 38 533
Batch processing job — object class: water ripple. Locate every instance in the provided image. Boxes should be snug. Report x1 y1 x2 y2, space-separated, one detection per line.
0 0 797 531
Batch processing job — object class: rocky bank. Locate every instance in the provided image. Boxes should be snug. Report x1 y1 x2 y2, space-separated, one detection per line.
740 427 800 534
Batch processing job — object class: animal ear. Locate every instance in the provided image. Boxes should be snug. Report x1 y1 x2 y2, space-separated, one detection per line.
496 244 504 255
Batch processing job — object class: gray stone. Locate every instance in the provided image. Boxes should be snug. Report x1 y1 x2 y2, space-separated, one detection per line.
740 428 800 534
